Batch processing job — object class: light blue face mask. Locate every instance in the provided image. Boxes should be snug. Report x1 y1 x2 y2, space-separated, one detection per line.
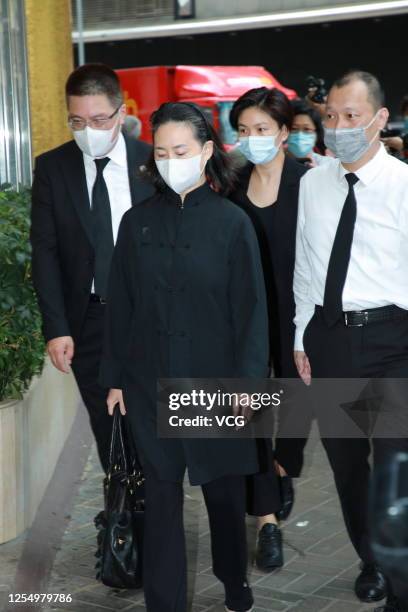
403 117 408 133
238 134 281 165
323 112 379 163
287 132 317 158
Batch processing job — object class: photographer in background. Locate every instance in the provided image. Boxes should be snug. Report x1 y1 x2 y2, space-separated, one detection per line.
305 75 328 118
381 95 408 162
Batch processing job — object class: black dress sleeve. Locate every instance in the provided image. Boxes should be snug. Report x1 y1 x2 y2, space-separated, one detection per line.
99 213 134 388
228 214 269 377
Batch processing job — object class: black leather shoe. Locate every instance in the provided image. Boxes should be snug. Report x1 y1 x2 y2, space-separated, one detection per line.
276 476 294 521
355 563 388 603
255 524 283 572
375 596 408 612
225 581 254 612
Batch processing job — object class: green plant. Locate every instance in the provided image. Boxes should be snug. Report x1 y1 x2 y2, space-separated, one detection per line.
0 184 44 401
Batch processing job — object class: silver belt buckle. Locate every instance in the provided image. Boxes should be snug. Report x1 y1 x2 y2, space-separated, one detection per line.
344 310 367 327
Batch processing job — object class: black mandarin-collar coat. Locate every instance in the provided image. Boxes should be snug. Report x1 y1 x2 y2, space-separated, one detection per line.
99 183 269 485
30 134 154 343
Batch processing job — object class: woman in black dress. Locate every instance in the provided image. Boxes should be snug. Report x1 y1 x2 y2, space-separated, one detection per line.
100 102 269 612
229 87 311 572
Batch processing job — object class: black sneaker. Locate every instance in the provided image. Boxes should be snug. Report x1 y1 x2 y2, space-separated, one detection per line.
255 523 283 572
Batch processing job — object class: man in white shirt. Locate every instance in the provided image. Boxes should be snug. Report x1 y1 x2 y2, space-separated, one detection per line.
31 64 153 472
294 71 408 612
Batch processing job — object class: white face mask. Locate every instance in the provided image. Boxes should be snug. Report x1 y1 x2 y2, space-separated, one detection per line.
155 153 205 195
73 122 118 158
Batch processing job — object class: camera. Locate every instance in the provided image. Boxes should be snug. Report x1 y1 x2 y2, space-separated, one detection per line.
380 127 402 138
306 76 327 104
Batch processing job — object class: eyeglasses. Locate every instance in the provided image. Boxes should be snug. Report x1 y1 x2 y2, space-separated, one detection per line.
68 106 121 131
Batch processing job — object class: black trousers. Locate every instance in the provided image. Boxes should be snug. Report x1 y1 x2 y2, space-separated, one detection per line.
275 357 313 478
246 438 281 517
247 357 313 519
143 465 253 612
275 408 312 477
304 306 408 563
71 301 113 473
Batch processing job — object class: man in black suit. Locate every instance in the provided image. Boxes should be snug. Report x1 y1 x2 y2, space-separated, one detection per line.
31 64 154 471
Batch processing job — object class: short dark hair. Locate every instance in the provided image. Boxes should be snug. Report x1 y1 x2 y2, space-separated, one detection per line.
65 63 123 108
145 102 237 196
291 99 325 155
229 87 293 131
331 70 385 110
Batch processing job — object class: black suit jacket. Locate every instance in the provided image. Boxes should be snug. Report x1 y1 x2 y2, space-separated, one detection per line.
229 156 308 376
30 134 154 343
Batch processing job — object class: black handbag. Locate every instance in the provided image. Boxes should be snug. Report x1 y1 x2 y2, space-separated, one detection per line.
94 405 145 589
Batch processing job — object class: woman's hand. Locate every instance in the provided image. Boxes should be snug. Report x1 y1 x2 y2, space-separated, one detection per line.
107 388 126 415
294 351 312 386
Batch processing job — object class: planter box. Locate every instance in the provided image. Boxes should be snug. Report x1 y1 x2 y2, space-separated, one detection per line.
0 357 80 544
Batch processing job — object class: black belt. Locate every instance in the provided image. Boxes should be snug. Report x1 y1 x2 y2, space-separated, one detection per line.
90 293 106 305
317 305 408 327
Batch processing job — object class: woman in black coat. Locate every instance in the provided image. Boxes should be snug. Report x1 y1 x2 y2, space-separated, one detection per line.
228 87 312 573
100 102 268 612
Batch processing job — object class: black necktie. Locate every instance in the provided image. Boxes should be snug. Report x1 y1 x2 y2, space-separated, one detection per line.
91 157 114 299
323 172 359 327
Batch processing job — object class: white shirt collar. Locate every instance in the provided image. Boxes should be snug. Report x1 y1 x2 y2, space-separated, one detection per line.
336 142 388 187
106 131 127 167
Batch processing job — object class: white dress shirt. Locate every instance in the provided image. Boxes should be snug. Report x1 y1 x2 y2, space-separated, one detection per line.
294 143 408 351
312 152 336 167
83 132 132 292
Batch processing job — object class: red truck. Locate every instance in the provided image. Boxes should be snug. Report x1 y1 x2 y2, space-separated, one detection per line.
116 65 297 145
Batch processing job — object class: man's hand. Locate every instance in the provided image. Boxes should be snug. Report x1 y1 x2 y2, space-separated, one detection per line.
107 388 126 415
47 336 74 373
294 350 312 386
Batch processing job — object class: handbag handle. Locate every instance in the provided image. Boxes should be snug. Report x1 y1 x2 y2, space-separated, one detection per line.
108 404 128 474
121 415 143 476
108 404 145 487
